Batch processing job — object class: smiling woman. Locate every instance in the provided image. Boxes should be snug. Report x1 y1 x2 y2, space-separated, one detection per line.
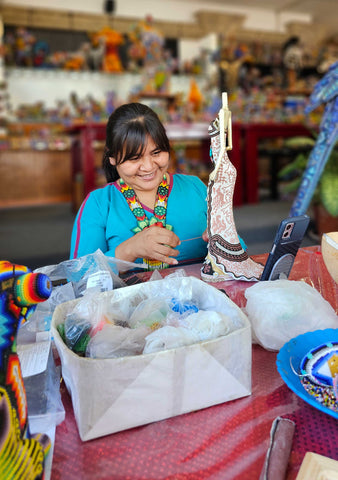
70 103 208 269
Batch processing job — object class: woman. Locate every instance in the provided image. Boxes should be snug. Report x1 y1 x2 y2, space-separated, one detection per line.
70 103 208 269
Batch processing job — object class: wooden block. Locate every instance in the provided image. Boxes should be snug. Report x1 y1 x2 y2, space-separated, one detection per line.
296 452 338 480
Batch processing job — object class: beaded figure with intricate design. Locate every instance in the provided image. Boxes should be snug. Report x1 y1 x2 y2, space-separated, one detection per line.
0 261 52 479
201 93 264 282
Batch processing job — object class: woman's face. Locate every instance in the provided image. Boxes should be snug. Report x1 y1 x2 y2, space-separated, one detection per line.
110 136 170 194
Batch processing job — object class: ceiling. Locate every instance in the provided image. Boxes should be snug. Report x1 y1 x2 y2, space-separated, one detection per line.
181 0 338 28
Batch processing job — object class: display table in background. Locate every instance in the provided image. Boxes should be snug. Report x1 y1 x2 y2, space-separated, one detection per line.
0 148 72 208
51 247 338 480
242 123 312 204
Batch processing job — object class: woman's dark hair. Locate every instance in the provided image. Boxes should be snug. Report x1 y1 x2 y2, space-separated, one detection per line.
102 102 170 182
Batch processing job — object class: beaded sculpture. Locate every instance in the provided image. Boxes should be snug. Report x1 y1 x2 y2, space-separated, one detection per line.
290 61 338 216
0 261 52 479
201 93 264 282
300 342 338 414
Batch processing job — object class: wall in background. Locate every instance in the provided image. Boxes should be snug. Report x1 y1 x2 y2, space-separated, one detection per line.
6 69 206 109
3 0 312 33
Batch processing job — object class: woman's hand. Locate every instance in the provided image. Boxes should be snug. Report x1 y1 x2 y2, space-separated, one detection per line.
202 229 209 242
115 227 181 265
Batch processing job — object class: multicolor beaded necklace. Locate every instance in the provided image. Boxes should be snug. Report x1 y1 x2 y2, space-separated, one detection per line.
118 174 173 269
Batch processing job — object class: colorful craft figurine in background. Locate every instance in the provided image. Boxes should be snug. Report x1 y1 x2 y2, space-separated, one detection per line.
0 261 52 479
201 93 264 282
290 61 338 217
95 26 123 73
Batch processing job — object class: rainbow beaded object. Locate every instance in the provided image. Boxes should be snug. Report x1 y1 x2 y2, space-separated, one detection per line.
300 342 338 413
118 174 173 270
277 329 338 419
0 261 52 479
118 174 172 233
300 342 338 387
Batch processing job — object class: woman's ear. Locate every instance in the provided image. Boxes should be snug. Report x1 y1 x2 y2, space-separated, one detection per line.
109 157 116 166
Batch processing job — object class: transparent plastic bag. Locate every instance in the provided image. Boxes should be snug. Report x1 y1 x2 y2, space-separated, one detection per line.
30 250 141 334
35 249 136 298
182 310 235 342
62 288 114 354
128 298 170 329
25 348 65 433
245 279 338 351
59 249 126 297
86 324 150 358
143 325 200 354
25 283 75 332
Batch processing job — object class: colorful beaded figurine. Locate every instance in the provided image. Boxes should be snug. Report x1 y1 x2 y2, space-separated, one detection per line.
300 341 338 413
0 261 52 479
201 93 264 282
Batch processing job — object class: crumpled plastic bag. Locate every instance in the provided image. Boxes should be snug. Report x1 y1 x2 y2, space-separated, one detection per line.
245 279 338 351
24 282 76 332
128 298 170 329
183 310 234 342
143 326 200 354
35 249 133 298
86 324 150 358
62 288 114 353
29 250 132 334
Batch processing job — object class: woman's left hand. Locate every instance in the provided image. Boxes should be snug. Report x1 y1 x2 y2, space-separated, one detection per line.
115 226 181 266
202 229 209 242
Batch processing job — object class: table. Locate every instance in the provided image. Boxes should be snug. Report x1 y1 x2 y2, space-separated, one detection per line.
0 148 72 208
51 247 338 480
242 123 312 204
66 123 106 211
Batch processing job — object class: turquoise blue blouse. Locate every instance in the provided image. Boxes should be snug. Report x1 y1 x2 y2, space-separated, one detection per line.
70 173 207 265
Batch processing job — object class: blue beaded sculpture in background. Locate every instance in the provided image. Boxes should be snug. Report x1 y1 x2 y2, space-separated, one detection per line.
290 61 338 217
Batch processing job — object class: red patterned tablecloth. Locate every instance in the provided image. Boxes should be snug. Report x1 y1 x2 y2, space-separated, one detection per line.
51 247 338 480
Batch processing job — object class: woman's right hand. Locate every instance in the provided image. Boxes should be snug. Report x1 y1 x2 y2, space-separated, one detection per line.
115 226 181 266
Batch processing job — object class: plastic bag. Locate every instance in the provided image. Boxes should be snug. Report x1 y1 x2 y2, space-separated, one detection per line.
86 324 150 358
29 249 139 334
143 325 200 354
62 288 114 354
25 282 75 332
59 249 126 297
25 347 65 433
35 249 130 297
128 298 170 329
182 310 234 341
245 279 338 351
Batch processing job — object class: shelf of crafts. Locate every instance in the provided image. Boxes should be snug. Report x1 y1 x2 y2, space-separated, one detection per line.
6 68 206 113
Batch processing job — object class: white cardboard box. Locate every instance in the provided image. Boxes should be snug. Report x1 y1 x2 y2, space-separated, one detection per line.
51 276 252 441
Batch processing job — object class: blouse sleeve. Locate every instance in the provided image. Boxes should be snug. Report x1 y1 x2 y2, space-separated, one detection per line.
70 191 110 259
